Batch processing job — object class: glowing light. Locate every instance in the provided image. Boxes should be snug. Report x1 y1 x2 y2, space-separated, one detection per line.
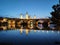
20 28 23 34
8 20 10 24
38 30 40 32
8 25 11 28
30 21 33 29
3 26 7 30
28 20 33 29
12 25 15 28
8 20 15 24
26 29 29 35
42 30 44 32
34 30 36 32
47 31 48 33
2 18 7 22
8 20 15 28
8 22 15 28
12 21 15 23
52 31 54 32
28 21 30 24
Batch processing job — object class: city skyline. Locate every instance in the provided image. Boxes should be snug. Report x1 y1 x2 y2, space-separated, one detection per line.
0 0 58 18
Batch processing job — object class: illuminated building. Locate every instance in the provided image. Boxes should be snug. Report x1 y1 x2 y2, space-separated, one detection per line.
26 12 28 19
20 13 23 19
34 15 36 19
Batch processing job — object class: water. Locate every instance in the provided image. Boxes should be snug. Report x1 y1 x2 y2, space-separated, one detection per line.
0 30 60 45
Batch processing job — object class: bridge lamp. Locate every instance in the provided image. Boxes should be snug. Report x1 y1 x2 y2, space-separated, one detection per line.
3 18 7 22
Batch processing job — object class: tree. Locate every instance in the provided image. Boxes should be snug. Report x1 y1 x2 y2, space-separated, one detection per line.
50 4 60 25
50 0 60 30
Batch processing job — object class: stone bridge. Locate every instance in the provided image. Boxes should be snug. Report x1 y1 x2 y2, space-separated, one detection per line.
0 17 55 30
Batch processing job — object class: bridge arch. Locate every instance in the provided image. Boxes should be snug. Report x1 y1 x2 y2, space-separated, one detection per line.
36 20 44 29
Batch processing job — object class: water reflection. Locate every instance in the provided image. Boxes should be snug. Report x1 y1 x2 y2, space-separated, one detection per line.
19 29 60 35
0 30 60 45
34 30 36 32
19 29 36 35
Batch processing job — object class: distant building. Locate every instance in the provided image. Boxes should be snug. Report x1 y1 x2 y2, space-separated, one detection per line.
34 15 36 19
20 13 23 19
26 12 29 19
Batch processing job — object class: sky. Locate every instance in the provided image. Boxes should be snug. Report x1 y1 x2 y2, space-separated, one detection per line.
0 0 58 18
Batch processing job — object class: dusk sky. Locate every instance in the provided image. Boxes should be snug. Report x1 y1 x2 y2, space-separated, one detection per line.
0 0 58 18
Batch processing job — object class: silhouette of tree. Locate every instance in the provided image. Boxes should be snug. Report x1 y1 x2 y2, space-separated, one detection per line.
50 4 60 25
50 0 60 30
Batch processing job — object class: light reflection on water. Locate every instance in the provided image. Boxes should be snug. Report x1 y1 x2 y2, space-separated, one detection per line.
0 30 60 45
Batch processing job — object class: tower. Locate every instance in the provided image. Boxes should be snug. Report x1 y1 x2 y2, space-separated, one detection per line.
50 0 60 29
34 15 36 19
26 12 28 19
20 13 23 19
